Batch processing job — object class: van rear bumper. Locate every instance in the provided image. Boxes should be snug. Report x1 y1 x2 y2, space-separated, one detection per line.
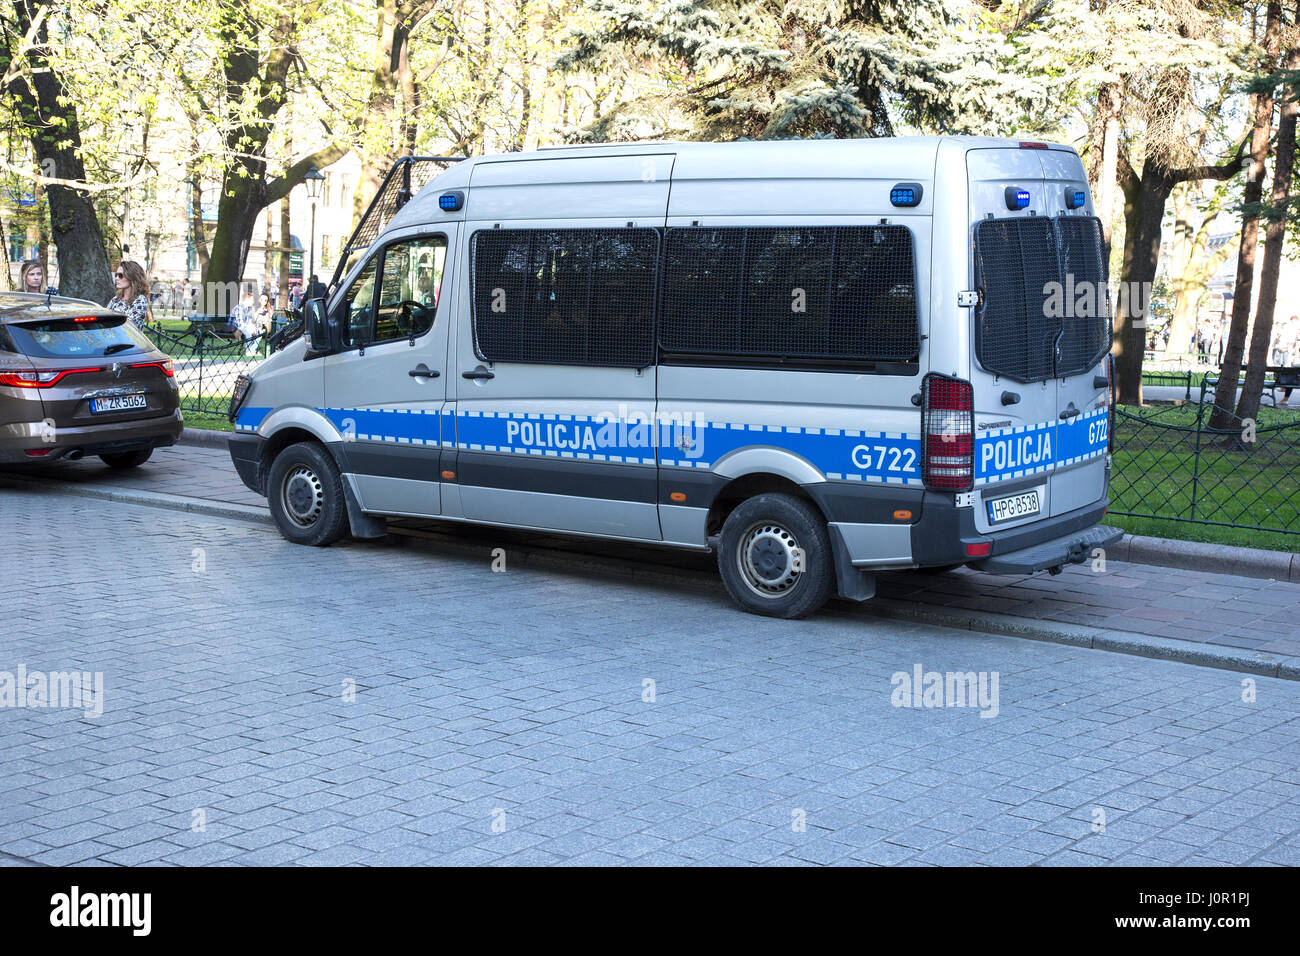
969 523 1122 574
910 492 1113 569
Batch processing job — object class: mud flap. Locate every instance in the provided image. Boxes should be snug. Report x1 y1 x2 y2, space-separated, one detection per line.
828 524 876 602
341 475 388 540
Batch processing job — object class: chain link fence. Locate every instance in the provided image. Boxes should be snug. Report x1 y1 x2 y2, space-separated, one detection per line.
1110 397 1300 535
142 323 279 417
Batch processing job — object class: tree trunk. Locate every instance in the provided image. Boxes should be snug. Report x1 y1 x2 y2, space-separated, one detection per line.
1210 0 1283 429
189 172 209 273
0 216 12 289
278 198 291 310
1113 165 1175 404
6 0 113 304
201 5 294 300
1236 39 1300 424
1086 81 1123 248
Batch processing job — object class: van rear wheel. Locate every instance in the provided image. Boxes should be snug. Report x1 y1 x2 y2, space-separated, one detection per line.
717 493 835 619
266 442 349 546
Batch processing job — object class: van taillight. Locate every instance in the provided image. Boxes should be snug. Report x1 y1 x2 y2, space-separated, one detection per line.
921 373 974 492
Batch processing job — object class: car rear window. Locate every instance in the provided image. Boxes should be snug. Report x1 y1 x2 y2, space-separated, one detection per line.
5 315 153 359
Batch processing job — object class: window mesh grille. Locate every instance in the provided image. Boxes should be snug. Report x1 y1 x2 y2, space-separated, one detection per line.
973 215 1112 383
660 225 919 363
471 228 658 367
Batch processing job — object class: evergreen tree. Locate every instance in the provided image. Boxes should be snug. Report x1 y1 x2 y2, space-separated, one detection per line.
556 0 1058 141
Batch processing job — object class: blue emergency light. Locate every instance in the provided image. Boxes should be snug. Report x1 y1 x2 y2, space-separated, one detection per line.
439 191 464 212
890 183 924 207
1004 187 1031 211
1065 188 1087 209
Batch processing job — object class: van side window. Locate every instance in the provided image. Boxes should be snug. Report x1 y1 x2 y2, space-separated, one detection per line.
340 258 378 348
471 228 658 367
660 226 919 365
372 236 448 345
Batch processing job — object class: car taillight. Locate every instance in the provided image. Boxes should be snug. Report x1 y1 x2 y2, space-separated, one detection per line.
131 360 174 377
0 367 102 388
921 372 974 492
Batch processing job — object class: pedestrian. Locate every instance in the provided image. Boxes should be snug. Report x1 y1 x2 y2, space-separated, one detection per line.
19 259 54 295
229 291 262 356
107 260 151 329
304 273 326 302
1276 314 1299 405
255 292 274 331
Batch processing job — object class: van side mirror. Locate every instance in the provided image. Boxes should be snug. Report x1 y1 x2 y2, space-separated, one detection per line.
303 298 336 354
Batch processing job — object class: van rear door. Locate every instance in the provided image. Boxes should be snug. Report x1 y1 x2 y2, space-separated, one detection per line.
965 147 1110 535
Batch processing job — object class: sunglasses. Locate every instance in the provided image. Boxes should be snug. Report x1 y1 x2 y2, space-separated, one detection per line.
115 271 126 278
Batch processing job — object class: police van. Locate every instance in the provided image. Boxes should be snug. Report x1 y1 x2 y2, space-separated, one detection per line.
227 137 1120 618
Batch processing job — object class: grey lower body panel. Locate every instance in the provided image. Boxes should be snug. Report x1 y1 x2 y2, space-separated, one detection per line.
970 523 1122 574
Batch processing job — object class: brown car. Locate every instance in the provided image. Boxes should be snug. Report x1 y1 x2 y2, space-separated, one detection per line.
0 292 181 467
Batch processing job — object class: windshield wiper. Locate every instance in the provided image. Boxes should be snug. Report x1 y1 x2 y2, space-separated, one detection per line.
103 343 134 355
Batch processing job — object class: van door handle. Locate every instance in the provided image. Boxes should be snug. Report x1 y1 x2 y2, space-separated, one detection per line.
462 368 495 380
1059 406 1080 420
408 365 440 378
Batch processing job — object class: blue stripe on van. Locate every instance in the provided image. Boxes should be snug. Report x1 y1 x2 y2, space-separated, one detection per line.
973 406 1107 485
236 405 1107 488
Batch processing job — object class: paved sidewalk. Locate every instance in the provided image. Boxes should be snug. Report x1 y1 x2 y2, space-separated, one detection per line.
4 489 1300 868
4 441 1300 662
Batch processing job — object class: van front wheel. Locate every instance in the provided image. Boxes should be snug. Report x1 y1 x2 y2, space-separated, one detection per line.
718 493 835 619
266 442 349 547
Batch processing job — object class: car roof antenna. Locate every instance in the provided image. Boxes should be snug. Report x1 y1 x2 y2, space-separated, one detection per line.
44 288 52 308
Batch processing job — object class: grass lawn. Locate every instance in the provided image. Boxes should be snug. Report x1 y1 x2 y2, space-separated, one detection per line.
181 410 233 432
1110 402 1300 553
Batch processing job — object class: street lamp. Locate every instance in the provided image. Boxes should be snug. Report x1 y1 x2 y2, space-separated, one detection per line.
303 165 325 298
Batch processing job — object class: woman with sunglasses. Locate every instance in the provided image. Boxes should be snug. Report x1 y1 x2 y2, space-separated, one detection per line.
107 260 152 329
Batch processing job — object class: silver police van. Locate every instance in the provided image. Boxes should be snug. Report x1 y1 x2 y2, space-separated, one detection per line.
228 136 1120 618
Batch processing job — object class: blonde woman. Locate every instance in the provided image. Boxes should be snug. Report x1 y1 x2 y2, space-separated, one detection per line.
108 260 151 328
19 259 52 294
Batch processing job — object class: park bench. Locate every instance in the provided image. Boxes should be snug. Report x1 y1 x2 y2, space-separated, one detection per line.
186 315 241 340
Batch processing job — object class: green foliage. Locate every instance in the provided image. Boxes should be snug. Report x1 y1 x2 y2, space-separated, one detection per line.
555 0 1075 141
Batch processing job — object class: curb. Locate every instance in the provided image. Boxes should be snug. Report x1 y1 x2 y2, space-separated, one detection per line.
0 473 269 526
1116 533 1299 585
7 473 1295 682
177 427 231 449
859 599 1300 682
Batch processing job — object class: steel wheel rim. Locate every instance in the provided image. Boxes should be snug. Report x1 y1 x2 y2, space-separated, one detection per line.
737 521 801 598
282 464 324 528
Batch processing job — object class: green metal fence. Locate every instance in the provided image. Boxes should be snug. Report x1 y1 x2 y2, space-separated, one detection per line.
142 324 275 417
1109 399 1300 535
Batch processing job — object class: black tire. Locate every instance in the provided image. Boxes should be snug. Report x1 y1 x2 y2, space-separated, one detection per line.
100 449 152 469
265 441 349 546
717 493 835 619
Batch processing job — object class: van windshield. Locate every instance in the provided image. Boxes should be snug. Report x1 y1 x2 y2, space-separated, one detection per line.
6 315 154 359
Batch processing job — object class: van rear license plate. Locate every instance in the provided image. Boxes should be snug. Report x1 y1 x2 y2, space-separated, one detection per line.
90 394 147 413
986 489 1041 524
